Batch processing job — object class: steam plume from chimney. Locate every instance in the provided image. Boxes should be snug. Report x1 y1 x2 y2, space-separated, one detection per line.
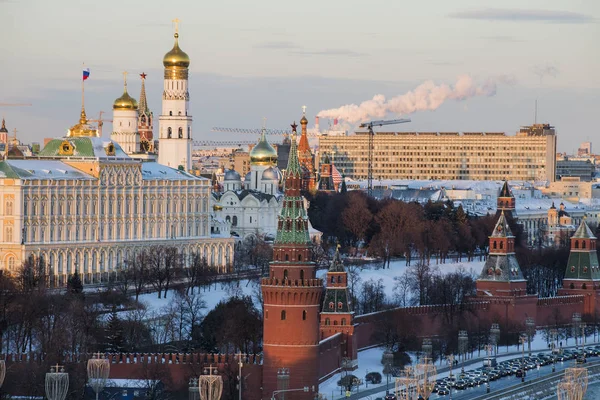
317 74 514 123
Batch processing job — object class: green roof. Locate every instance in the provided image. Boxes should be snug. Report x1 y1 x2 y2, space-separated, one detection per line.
564 251 600 280
39 137 128 159
491 211 513 238
572 220 596 239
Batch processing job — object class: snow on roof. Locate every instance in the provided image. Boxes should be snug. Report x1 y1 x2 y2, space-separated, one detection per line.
1 160 95 180
141 162 207 181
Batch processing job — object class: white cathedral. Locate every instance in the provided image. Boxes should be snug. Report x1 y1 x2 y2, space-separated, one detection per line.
211 130 284 239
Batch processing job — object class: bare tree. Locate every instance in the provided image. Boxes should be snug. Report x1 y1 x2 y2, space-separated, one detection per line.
148 246 180 299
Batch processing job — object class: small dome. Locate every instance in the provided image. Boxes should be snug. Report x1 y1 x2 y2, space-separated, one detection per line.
113 89 138 111
250 130 278 165
300 115 308 125
224 169 241 181
262 167 279 180
163 33 190 69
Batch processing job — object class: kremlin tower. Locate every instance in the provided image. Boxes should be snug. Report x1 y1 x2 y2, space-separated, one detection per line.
298 108 316 192
558 219 600 315
137 72 154 152
317 153 336 192
476 211 527 296
261 123 322 399
158 20 192 171
320 246 357 365
111 72 140 154
497 180 516 218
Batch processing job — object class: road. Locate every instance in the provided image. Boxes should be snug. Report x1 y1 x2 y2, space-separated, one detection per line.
336 343 597 400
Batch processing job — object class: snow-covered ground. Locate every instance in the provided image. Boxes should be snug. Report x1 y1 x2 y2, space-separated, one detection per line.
134 279 260 314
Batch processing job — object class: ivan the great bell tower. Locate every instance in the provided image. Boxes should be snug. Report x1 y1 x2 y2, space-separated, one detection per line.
261 123 323 399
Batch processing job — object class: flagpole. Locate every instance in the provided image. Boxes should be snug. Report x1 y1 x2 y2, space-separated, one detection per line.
82 62 85 111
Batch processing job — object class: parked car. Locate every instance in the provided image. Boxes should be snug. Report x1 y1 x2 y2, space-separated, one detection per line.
515 369 525 378
576 357 587 364
437 386 450 396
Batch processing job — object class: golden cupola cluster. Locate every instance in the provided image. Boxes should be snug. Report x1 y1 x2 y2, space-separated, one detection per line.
163 32 190 69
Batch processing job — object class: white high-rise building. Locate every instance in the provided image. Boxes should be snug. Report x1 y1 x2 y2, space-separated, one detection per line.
158 24 192 171
111 73 140 155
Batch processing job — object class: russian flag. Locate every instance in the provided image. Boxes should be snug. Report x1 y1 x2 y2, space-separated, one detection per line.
83 68 90 81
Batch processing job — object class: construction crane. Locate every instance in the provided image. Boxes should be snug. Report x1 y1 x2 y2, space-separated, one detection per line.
211 127 320 138
359 118 411 197
0 103 32 107
87 111 112 137
193 140 255 147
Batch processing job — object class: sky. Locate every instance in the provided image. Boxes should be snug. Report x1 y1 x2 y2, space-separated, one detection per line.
1 0 599 153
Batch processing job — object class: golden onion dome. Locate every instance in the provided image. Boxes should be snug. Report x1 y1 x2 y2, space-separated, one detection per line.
300 115 308 125
163 33 190 68
250 130 278 165
113 88 138 111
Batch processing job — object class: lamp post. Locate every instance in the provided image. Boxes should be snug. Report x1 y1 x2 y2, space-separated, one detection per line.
490 323 500 357
550 329 558 373
581 323 587 349
458 331 468 374
383 349 394 394
87 353 110 400
0 360 5 389
422 338 433 359
236 353 244 400
519 334 528 383
45 364 69 400
573 313 582 351
525 317 535 356
189 378 199 400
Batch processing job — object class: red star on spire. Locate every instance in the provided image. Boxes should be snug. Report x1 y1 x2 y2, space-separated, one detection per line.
140 72 147 79
291 121 298 132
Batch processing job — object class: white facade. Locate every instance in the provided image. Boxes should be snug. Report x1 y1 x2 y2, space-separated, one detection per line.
112 109 140 154
0 140 234 285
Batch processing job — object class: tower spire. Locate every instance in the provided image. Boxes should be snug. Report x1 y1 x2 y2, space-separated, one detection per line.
138 73 149 113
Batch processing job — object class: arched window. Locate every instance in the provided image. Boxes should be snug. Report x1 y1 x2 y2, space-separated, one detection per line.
499 241 503 250
575 240 579 249
169 111 173 116
331 276 335 284
7 257 15 271
333 320 338 326
302 310 307 321
283 269 288 280
167 127 172 138
583 241 587 249
338 276 342 283
225 216 231 223
298 254 302 261
300 270 304 280
280 310 286 320
493 241 497 249
325 318 330 326
329 302 334 310
188 127 191 138
178 127 183 138
338 302 343 309
232 216 238 226
341 318 346 326
285 254 289 261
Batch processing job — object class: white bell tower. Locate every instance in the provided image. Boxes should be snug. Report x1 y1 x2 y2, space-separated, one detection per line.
158 19 192 171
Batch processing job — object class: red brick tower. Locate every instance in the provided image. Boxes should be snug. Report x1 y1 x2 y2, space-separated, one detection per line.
476 211 527 296
261 122 323 399
497 180 516 217
558 219 600 315
317 153 336 192
320 245 357 366
298 110 316 193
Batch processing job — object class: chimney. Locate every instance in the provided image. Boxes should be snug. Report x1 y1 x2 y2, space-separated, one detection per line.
334 118 338 127
315 116 320 132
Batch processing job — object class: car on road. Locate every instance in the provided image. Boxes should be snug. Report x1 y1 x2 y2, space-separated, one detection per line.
515 369 525 378
437 386 450 396
454 380 467 390
576 357 587 364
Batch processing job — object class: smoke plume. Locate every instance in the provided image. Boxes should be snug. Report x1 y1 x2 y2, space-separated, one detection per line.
317 75 514 123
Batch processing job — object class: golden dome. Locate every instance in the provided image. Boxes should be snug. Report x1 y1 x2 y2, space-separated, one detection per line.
300 115 308 125
163 33 190 69
113 88 138 111
250 129 278 165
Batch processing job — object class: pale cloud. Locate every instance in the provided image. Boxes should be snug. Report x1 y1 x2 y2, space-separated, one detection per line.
254 41 301 50
289 49 367 57
449 8 595 24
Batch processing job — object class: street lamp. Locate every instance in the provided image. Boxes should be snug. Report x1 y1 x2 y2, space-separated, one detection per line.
45 364 69 400
573 313 582 351
458 331 468 374
525 317 535 356
550 328 558 373
422 338 433 359
519 334 528 383
0 360 5 389
490 323 500 357
236 352 244 400
383 349 394 394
